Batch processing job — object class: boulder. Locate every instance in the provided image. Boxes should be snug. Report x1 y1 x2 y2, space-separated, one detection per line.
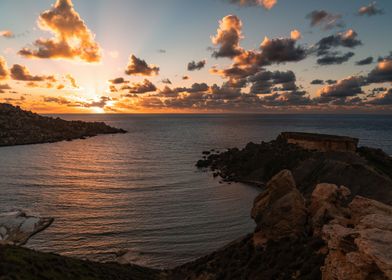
251 170 307 242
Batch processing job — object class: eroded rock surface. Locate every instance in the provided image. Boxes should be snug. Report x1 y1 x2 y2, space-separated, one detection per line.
0 210 53 246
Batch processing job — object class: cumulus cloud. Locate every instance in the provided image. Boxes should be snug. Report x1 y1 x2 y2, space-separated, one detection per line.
356 56 374 65
226 0 277 10
127 79 157 94
211 15 244 58
306 10 345 30
313 29 362 65
0 30 14 38
18 0 101 62
367 59 392 83
43 96 73 105
125 55 160 76
358 2 384 16
0 56 9 80
260 36 306 63
290 29 302 41
248 70 297 94
10 64 55 82
317 76 366 102
187 60 206 71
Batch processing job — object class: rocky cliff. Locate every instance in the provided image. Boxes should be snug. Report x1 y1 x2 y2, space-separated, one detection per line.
0 103 126 147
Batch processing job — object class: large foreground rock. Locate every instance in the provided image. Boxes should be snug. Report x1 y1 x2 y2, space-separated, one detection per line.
251 170 307 241
0 210 53 246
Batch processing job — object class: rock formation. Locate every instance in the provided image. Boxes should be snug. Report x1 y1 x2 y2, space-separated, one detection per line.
0 210 53 246
0 103 126 147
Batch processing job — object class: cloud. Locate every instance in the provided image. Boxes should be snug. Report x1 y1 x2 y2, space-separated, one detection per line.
110 77 127 84
356 56 374 66
313 29 362 65
66 74 78 88
310 79 324 85
0 56 9 80
187 60 206 71
306 10 345 30
367 59 392 83
0 84 11 91
260 36 306 63
368 89 392 105
127 79 157 94
358 2 384 16
182 75 190 80
317 51 355 65
248 70 297 94
125 55 160 76
225 0 277 10
18 0 101 62
158 49 167 54
43 96 73 105
317 76 366 101
211 15 244 58
290 29 302 41
10 64 55 82
0 30 14 38
161 78 172 84
82 96 111 108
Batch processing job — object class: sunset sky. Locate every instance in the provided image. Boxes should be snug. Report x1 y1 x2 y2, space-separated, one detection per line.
0 0 391 113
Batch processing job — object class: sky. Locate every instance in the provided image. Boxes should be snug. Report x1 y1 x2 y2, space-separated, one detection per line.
0 0 391 113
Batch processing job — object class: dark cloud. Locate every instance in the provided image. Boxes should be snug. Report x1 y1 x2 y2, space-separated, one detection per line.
225 0 277 10
313 29 362 65
211 15 244 58
259 37 306 63
0 84 11 90
127 79 157 94
110 77 127 84
19 0 101 62
43 96 72 105
306 10 345 30
317 52 355 65
157 49 166 54
356 56 374 65
326 79 337 85
161 78 172 84
182 75 190 80
187 60 206 71
367 59 392 83
83 96 111 108
0 56 9 80
10 64 55 82
358 2 384 16
125 55 160 76
368 89 392 105
311 79 324 85
248 70 296 94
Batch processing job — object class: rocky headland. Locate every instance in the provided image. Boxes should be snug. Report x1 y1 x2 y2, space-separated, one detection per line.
1 132 392 279
0 103 126 147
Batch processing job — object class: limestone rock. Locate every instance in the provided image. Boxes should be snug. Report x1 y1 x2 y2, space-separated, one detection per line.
251 170 307 241
321 196 392 280
0 210 53 246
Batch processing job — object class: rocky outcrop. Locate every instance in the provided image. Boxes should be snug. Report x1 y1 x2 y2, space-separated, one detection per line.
321 196 392 280
0 210 53 246
251 170 307 242
0 103 126 147
196 134 392 205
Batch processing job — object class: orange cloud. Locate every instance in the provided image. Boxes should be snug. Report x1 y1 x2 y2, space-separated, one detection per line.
125 55 160 76
18 0 101 62
0 56 9 80
0 30 14 38
290 29 302 41
10 64 55 82
227 0 277 10
66 74 78 88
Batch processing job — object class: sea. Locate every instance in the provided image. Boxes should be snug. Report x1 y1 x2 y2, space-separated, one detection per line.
0 114 391 268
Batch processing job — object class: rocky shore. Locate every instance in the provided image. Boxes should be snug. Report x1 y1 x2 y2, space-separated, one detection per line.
1 133 392 279
0 103 126 147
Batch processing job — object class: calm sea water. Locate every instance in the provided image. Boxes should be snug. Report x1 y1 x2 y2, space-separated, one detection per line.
0 114 391 268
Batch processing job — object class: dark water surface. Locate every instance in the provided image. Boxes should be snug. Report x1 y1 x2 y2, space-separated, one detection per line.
0 114 391 268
